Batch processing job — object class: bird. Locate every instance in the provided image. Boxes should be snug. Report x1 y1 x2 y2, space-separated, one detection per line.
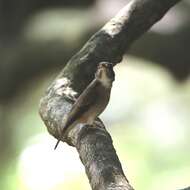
54 62 115 149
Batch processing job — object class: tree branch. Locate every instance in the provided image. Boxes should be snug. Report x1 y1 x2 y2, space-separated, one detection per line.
39 0 181 189
76 123 133 190
179 187 190 190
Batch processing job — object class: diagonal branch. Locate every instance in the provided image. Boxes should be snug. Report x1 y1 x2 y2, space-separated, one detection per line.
179 187 190 190
39 0 181 189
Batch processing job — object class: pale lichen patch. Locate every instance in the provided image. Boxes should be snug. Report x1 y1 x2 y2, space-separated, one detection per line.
54 77 77 100
102 2 132 37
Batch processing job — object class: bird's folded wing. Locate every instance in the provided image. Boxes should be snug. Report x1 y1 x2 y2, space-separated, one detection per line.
62 80 99 130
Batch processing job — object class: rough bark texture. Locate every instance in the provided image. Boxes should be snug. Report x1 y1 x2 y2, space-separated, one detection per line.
180 187 190 190
39 0 181 189
74 123 132 190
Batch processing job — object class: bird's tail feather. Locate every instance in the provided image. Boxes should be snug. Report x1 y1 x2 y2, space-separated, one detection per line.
54 139 60 150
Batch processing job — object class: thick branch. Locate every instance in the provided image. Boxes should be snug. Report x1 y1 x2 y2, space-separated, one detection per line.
180 187 190 190
76 123 133 190
55 0 181 94
39 0 181 189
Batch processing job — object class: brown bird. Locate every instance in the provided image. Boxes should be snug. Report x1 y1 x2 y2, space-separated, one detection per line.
54 62 115 149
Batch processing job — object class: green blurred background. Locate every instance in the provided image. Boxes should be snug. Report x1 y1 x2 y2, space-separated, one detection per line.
0 0 190 190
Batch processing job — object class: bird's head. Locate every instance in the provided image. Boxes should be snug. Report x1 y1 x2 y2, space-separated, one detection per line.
95 62 115 87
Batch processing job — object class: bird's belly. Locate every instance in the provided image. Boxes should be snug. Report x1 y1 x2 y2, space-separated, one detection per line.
80 96 109 125
78 109 97 125
66 106 104 131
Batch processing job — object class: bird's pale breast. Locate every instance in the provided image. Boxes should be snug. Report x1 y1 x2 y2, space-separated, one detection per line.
80 84 111 124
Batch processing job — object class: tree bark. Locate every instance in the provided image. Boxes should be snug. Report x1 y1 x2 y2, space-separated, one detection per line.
39 0 181 189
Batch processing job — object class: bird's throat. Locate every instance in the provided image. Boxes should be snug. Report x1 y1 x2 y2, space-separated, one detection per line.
99 72 112 88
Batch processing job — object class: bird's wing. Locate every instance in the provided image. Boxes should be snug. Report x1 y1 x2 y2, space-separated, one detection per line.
54 80 99 149
62 79 99 131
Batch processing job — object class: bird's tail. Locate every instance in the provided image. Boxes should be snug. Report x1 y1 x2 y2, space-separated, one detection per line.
54 127 67 150
54 139 60 150
53 115 74 150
